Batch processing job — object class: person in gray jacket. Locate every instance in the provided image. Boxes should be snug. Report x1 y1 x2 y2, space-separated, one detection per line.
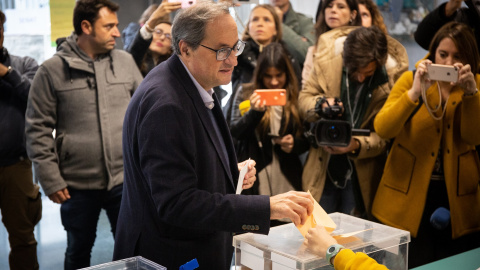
25 0 143 269
270 0 315 66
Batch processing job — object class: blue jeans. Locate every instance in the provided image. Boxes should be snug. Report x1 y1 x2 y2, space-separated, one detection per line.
60 184 122 270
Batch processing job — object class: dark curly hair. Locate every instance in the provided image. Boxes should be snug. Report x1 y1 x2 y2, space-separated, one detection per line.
73 0 119 36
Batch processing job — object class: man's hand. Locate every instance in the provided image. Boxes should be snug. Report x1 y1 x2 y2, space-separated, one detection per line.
304 226 338 257
48 188 71 204
322 137 359 155
270 191 314 226
238 159 256 190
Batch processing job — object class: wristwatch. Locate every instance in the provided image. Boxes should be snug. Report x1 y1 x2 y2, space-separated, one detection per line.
326 244 344 266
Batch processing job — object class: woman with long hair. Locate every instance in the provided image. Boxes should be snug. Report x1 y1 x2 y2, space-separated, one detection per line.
373 22 480 268
230 43 308 202
357 0 387 35
224 4 301 125
127 2 180 77
302 0 361 86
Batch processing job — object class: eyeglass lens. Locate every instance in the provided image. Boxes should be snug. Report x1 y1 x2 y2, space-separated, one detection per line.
216 41 245 61
154 29 171 40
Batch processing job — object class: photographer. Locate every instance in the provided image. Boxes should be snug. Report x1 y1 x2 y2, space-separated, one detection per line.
298 26 408 218
372 22 480 268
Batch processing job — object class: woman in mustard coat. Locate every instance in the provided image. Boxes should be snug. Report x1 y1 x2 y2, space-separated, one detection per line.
372 22 480 268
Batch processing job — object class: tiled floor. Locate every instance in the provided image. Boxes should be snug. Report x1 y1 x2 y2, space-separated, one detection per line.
0 192 115 270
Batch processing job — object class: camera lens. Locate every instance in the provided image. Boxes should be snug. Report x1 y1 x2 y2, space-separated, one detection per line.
314 119 352 147
326 125 340 140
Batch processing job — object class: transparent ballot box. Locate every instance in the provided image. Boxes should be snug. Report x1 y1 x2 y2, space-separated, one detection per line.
80 256 167 270
233 213 410 270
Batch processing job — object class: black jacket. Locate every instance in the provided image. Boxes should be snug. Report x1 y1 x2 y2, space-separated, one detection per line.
229 85 309 194
224 40 302 125
414 1 480 50
0 48 38 166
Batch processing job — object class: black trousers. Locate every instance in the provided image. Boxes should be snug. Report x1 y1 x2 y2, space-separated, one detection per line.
408 180 480 268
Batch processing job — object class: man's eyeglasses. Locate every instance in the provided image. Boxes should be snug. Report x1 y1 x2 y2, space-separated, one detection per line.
153 29 172 41
199 40 246 61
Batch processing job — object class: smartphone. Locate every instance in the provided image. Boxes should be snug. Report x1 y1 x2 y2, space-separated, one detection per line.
254 89 287 106
427 64 458 83
168 0 196 8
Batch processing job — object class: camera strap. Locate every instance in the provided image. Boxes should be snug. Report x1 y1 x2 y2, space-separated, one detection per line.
326 154 353 189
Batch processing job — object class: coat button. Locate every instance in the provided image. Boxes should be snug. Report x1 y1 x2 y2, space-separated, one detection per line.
452 101 456 105
431 152 435 157
447 149 450 154
447 124 451 129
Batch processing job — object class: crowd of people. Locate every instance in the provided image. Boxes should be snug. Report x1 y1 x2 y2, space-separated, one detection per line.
0 0 479 269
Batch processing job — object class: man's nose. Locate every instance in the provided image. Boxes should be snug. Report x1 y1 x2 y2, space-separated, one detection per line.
112 26 120 37
357 74 365 83
225 51 238 66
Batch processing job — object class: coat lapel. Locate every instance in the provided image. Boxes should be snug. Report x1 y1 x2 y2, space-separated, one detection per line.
168 55 236 190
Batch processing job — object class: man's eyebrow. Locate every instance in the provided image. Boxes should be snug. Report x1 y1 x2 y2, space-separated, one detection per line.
217 40 239 48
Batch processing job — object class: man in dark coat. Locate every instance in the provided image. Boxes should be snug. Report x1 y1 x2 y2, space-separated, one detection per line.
113 2 314 269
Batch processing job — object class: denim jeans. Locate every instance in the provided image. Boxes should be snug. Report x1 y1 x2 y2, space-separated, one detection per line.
319 176 355 215
60 184 122 270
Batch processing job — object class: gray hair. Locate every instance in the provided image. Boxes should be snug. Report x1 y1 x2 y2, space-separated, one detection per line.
171 0 231 55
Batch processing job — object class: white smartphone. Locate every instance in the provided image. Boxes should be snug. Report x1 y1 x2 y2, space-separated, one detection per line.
168 0 196 9
427 64 459 83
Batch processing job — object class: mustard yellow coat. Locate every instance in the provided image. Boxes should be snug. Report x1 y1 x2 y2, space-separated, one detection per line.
372 71 480 238
299 26 409 216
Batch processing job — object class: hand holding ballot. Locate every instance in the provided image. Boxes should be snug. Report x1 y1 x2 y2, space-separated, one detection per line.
237 159 256 192
270 191 315 226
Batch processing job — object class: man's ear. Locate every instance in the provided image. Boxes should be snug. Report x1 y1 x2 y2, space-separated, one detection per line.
81 20 93 35
179 40 190 58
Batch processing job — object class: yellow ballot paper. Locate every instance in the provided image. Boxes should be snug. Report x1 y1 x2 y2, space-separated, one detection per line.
296 191 336 237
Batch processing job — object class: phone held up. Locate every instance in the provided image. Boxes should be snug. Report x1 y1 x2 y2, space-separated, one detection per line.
427 64 459 83
254 89 287 106
168 0 196 8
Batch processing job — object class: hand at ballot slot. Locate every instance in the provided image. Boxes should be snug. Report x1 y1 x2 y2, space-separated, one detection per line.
269 191 315 226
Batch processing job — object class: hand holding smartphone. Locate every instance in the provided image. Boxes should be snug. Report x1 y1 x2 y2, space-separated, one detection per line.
427 64 459 83
253 89 287 106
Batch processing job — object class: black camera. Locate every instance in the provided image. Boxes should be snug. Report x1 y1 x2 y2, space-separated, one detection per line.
309 97 352 147
305 97 371 148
